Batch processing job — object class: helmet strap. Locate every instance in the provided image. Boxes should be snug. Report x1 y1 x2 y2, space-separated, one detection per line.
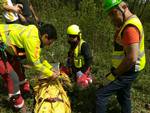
78 32 82 40
116 6 125 23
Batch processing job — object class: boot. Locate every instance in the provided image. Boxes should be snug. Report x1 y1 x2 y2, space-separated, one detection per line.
20 81 33 99
10 94 26 113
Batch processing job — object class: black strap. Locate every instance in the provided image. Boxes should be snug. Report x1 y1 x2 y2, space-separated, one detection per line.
38 97 63 103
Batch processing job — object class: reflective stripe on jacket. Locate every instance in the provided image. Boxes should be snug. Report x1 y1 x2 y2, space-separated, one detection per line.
0 24 53 76
112 15 146 72
2 0 19 22
74 39 85 68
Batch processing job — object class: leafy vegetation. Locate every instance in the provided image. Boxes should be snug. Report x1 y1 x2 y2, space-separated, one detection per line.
0 0 150 113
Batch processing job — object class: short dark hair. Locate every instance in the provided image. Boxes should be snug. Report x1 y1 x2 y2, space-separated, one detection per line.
39 23 57 40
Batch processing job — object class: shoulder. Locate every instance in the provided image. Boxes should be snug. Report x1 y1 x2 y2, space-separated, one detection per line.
28 25 38 32
28 24 38 29
124 25 139 33
123 25 140 39
122 25 140 45
81 41 90 51
81 41 88 47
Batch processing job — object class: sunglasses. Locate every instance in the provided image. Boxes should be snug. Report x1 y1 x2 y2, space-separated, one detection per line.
67 35 78 38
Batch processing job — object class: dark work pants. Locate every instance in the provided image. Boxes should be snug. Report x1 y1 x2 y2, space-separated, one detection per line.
96 71 139 113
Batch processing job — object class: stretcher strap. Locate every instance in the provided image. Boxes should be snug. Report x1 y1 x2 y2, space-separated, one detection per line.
39 97 64 103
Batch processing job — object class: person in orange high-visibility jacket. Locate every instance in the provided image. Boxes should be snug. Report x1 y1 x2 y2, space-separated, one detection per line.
0 23 58 112
96 1 146 113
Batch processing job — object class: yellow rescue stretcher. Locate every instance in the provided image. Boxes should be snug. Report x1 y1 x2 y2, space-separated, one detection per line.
33 72 72 113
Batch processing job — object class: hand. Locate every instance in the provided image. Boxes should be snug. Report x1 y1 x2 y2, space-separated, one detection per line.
13 4 23 14
51 68 57 73
76 71 92 88
50 70 60 80
17 4 23 9
23 64 32 69
39 70 60 81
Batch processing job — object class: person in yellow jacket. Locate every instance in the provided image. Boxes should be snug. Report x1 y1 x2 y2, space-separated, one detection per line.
0 23 58 112
96 1 146 113
65 24 92 88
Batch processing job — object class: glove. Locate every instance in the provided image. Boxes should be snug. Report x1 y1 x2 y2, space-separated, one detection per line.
102 72 116 86
106 73 115 81
103 68 118 86
105 68 118 82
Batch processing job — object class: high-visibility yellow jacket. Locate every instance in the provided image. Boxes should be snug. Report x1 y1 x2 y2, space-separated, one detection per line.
112 15 146 72
0 24 53 77
74 39 85 68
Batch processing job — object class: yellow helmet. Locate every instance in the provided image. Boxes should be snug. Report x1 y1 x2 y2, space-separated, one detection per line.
67 24 81 35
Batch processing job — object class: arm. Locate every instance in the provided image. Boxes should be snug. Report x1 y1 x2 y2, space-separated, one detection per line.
114 26 140 75
29 2 39 22
114 43 139 75
76 42 92 88
66 49 73 67
18 13 27 22
23 26 57 78
81 42 92 73
3 1 22 14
